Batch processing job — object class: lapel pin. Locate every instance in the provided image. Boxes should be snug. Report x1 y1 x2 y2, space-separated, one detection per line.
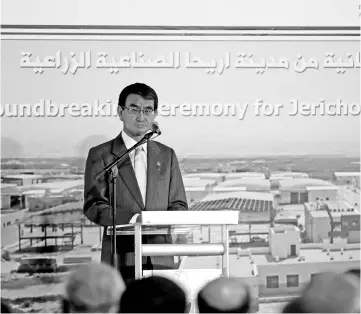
156 162 161 170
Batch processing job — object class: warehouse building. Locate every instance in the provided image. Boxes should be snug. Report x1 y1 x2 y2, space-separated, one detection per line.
279 179 338 204
218 178 271 192
1 174 44 186
183 177 216 205
183 173 225 185
190 191 274 223
269 172 309 190
334 172 360 188
224 172 266 181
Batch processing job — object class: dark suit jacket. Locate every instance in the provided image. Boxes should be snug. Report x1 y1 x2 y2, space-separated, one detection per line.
83 132 188 271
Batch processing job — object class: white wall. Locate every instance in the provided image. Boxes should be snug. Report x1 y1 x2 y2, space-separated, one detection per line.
2 0 359 26
1 195 11 210
308 189 338 202
348 230 361 243
1 0 359 160
185 190 207 204
270 229 300 259
279 191 291 204
258 260 361 296
311 216 331 242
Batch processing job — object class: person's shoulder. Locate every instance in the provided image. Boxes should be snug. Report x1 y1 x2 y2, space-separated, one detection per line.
87 137 115 157
152 140 175 154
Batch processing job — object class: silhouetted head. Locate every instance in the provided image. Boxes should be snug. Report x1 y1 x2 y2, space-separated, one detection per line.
299 272 360 313
197 277 251 313
119 275 186 313
345 268 360 278
282 297 304 313
63 262 125 313
1 300 12 313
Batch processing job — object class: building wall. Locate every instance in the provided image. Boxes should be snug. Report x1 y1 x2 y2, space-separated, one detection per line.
354 177 360 188
185 174 225 185
257 260 360 297
186 190 207 205
27 196 66 212
341 215 361 243
280 190 339 205
308 190 337 202
269 229 300 259
310 216 331 243
2 178 23 186
347 230 361 243
238 211 271 224
279 191 291 204
1 195 11 209
2 178 43 186
270 179 283 190
308 214 361 244
1 209 28 228
304 208 312 241
336 176 358 185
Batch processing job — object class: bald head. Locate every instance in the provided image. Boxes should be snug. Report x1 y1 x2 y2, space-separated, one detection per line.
63 262 125 313
299 272 360 313
197 277 251 313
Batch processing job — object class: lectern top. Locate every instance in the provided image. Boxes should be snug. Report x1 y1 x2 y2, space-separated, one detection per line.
140 210 238 226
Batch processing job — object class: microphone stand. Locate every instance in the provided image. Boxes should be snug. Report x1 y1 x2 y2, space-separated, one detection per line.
94 131 158 269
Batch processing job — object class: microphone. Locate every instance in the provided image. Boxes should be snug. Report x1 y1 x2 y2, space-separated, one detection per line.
151 122 161 135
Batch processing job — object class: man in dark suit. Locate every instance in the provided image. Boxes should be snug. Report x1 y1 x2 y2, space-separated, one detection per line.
83 83 188 282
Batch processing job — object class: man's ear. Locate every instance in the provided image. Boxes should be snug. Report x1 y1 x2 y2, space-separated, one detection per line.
117 106 123 121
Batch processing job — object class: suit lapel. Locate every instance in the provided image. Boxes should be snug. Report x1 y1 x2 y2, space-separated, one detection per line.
146 140 161 209
111 132 144 209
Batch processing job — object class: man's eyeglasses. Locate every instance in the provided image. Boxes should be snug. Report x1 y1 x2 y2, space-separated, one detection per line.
123 107 155 116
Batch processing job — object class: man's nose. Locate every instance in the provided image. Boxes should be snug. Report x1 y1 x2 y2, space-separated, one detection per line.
136 110 145 120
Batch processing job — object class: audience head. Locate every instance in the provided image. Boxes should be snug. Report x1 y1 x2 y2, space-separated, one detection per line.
285 272 360 313
346 268 360 278
282 297 304 313
119 275 186 313
197 277 251 313
63 262 125 313
1 300 12 313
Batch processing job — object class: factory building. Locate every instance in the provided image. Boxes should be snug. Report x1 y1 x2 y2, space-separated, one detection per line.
279 179 338 205
218 178 271 192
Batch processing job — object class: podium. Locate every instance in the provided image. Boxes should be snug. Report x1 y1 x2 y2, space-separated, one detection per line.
107 210 238 279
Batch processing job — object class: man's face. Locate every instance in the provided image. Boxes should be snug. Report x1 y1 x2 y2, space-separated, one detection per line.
118 94 157 139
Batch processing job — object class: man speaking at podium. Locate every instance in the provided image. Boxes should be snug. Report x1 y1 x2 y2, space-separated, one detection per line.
83 83 188 282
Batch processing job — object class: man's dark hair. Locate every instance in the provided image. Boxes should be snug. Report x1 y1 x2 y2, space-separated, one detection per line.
197 291 250 313
118 82 158 111
119 276 186 313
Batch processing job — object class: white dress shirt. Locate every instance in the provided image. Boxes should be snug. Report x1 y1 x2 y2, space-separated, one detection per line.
121 131 148 171
121 131 148 203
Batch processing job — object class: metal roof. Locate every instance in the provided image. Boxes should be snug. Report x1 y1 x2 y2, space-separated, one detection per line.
190 197 273 212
